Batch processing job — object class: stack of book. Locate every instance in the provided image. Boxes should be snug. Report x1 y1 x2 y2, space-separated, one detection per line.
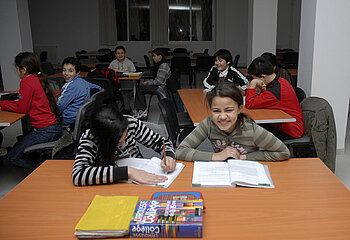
74 195 139 238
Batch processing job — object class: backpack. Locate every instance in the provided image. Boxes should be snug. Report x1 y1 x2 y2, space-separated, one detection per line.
87 68 120 84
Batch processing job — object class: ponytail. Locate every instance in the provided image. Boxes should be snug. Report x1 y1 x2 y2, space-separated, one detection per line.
37 72 62 122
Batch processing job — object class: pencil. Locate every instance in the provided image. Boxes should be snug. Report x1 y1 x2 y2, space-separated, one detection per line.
216 146 225 150
262 84 267 87
163 140 167 171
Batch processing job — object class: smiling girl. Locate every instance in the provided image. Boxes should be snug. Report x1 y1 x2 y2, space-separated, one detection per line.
176 82 290 162
57 57 101 127
203 49 248 93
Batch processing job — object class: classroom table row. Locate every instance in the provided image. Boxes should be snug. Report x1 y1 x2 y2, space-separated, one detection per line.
178 88 296 125
0 158 349 239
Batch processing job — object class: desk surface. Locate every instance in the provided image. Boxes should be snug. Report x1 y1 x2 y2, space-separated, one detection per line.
238 67 298 76
178 88 296 124
0 110 25 127
48 72 142 80
0 158 349 239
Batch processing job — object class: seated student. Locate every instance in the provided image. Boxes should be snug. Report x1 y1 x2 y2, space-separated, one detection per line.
245 56 304 140
176 82 290 162
0 52 62 169
72 105 176 186
260 52 294 87
58 57 101 128
133 48 170 119
203 49 248 93
108 45 136 114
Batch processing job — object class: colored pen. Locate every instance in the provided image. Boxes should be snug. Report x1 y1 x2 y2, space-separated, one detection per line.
262 84 267 87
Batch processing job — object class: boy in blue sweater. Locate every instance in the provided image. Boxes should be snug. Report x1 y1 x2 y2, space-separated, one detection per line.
58 57 101 127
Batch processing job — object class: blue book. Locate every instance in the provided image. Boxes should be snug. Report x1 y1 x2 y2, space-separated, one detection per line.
129 200 203 238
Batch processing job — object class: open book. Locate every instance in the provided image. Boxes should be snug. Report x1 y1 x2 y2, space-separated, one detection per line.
192 160 274 188
117 157 185 188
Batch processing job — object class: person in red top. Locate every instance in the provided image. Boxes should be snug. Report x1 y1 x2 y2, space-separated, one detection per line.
245 56 304 140
0 52 62 169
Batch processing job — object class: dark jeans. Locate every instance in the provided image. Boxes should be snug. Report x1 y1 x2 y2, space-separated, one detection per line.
7 122 62 170
260 123 293 141
134 85 159 111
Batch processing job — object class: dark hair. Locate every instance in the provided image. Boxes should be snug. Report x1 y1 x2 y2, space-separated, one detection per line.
62 57 81 73
214 49 233 66
206 82 251 133
248 56 274 78
261 52 277 67
114 45 126 53
90 105 128 166
14 52 61 122
151 48 167 77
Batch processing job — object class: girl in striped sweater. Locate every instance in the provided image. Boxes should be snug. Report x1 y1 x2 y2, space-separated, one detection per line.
176 82 290 162
72 105 176 186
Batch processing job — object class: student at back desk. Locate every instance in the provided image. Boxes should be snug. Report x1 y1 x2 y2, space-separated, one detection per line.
245 57 304 140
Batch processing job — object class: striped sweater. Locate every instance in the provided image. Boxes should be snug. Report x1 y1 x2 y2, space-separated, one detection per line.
176 116 290 161
72 116 175 186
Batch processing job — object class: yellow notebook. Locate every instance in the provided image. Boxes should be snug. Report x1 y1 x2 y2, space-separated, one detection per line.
75 195 139 238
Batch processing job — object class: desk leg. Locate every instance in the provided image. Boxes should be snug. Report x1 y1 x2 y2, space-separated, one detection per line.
133 80 136 99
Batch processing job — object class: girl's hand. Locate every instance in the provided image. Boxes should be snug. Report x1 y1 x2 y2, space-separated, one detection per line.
141 81 148 86
128 167 167 185
212 146 241 161
249 79 265 89
161 156 176 173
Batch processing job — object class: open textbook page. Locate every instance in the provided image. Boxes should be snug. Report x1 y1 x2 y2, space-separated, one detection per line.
227 160 274 188
192 160 274 188
117 157 185 188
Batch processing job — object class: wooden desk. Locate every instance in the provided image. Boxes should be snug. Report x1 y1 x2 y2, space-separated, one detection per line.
238 67 298 77
48 72 143 98
48 72 88 78
178 89 296 125
0 158 349 239
0 110 25 127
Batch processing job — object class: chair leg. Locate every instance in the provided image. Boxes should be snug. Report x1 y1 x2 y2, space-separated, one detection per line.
145 95 154 121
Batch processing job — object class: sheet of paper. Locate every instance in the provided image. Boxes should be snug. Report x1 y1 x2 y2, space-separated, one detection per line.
117 157 184 188
192 161 232 187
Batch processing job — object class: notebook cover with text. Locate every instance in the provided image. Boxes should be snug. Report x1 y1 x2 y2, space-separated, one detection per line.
129 200 203 238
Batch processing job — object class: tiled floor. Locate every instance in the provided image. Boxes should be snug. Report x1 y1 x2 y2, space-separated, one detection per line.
0 72 349 200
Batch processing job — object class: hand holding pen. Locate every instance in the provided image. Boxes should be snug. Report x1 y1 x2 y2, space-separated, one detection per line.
161 141 176 173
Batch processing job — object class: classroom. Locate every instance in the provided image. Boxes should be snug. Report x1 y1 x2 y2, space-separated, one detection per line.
0 0 350 239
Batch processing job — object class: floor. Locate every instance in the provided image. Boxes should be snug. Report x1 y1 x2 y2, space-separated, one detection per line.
1 72 349 200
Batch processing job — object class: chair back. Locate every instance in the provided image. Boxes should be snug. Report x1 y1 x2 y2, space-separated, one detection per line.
170 56 191 71
195 56 215 71
91 89 109 106
48 77 65 90
166 68 181 93
80 65 91 72
173 48 188 53
85 77 116 102
294 87 306 103
233 54 240 68
144 55 152 69
41 62 55 75
300 96 336 172
40 51 48 62
72 99 96 141
76 50 88 60
158 98 180 145
204 48 209 54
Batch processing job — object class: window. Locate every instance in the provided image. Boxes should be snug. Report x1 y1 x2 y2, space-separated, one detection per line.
169 0 212 41
115 0 150 41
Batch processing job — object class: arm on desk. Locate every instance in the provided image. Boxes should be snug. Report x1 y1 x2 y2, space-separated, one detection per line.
245 122 290 161
176 118 213 161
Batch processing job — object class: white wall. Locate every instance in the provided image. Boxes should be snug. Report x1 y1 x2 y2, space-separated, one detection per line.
29 0 99 65
0 0 33 147
247 0 278 63
299 0 350 151
215 0 248 67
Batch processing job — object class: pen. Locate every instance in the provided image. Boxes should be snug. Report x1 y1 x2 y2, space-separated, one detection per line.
262 84 267 87
216 146 225 150
163 141 167 172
